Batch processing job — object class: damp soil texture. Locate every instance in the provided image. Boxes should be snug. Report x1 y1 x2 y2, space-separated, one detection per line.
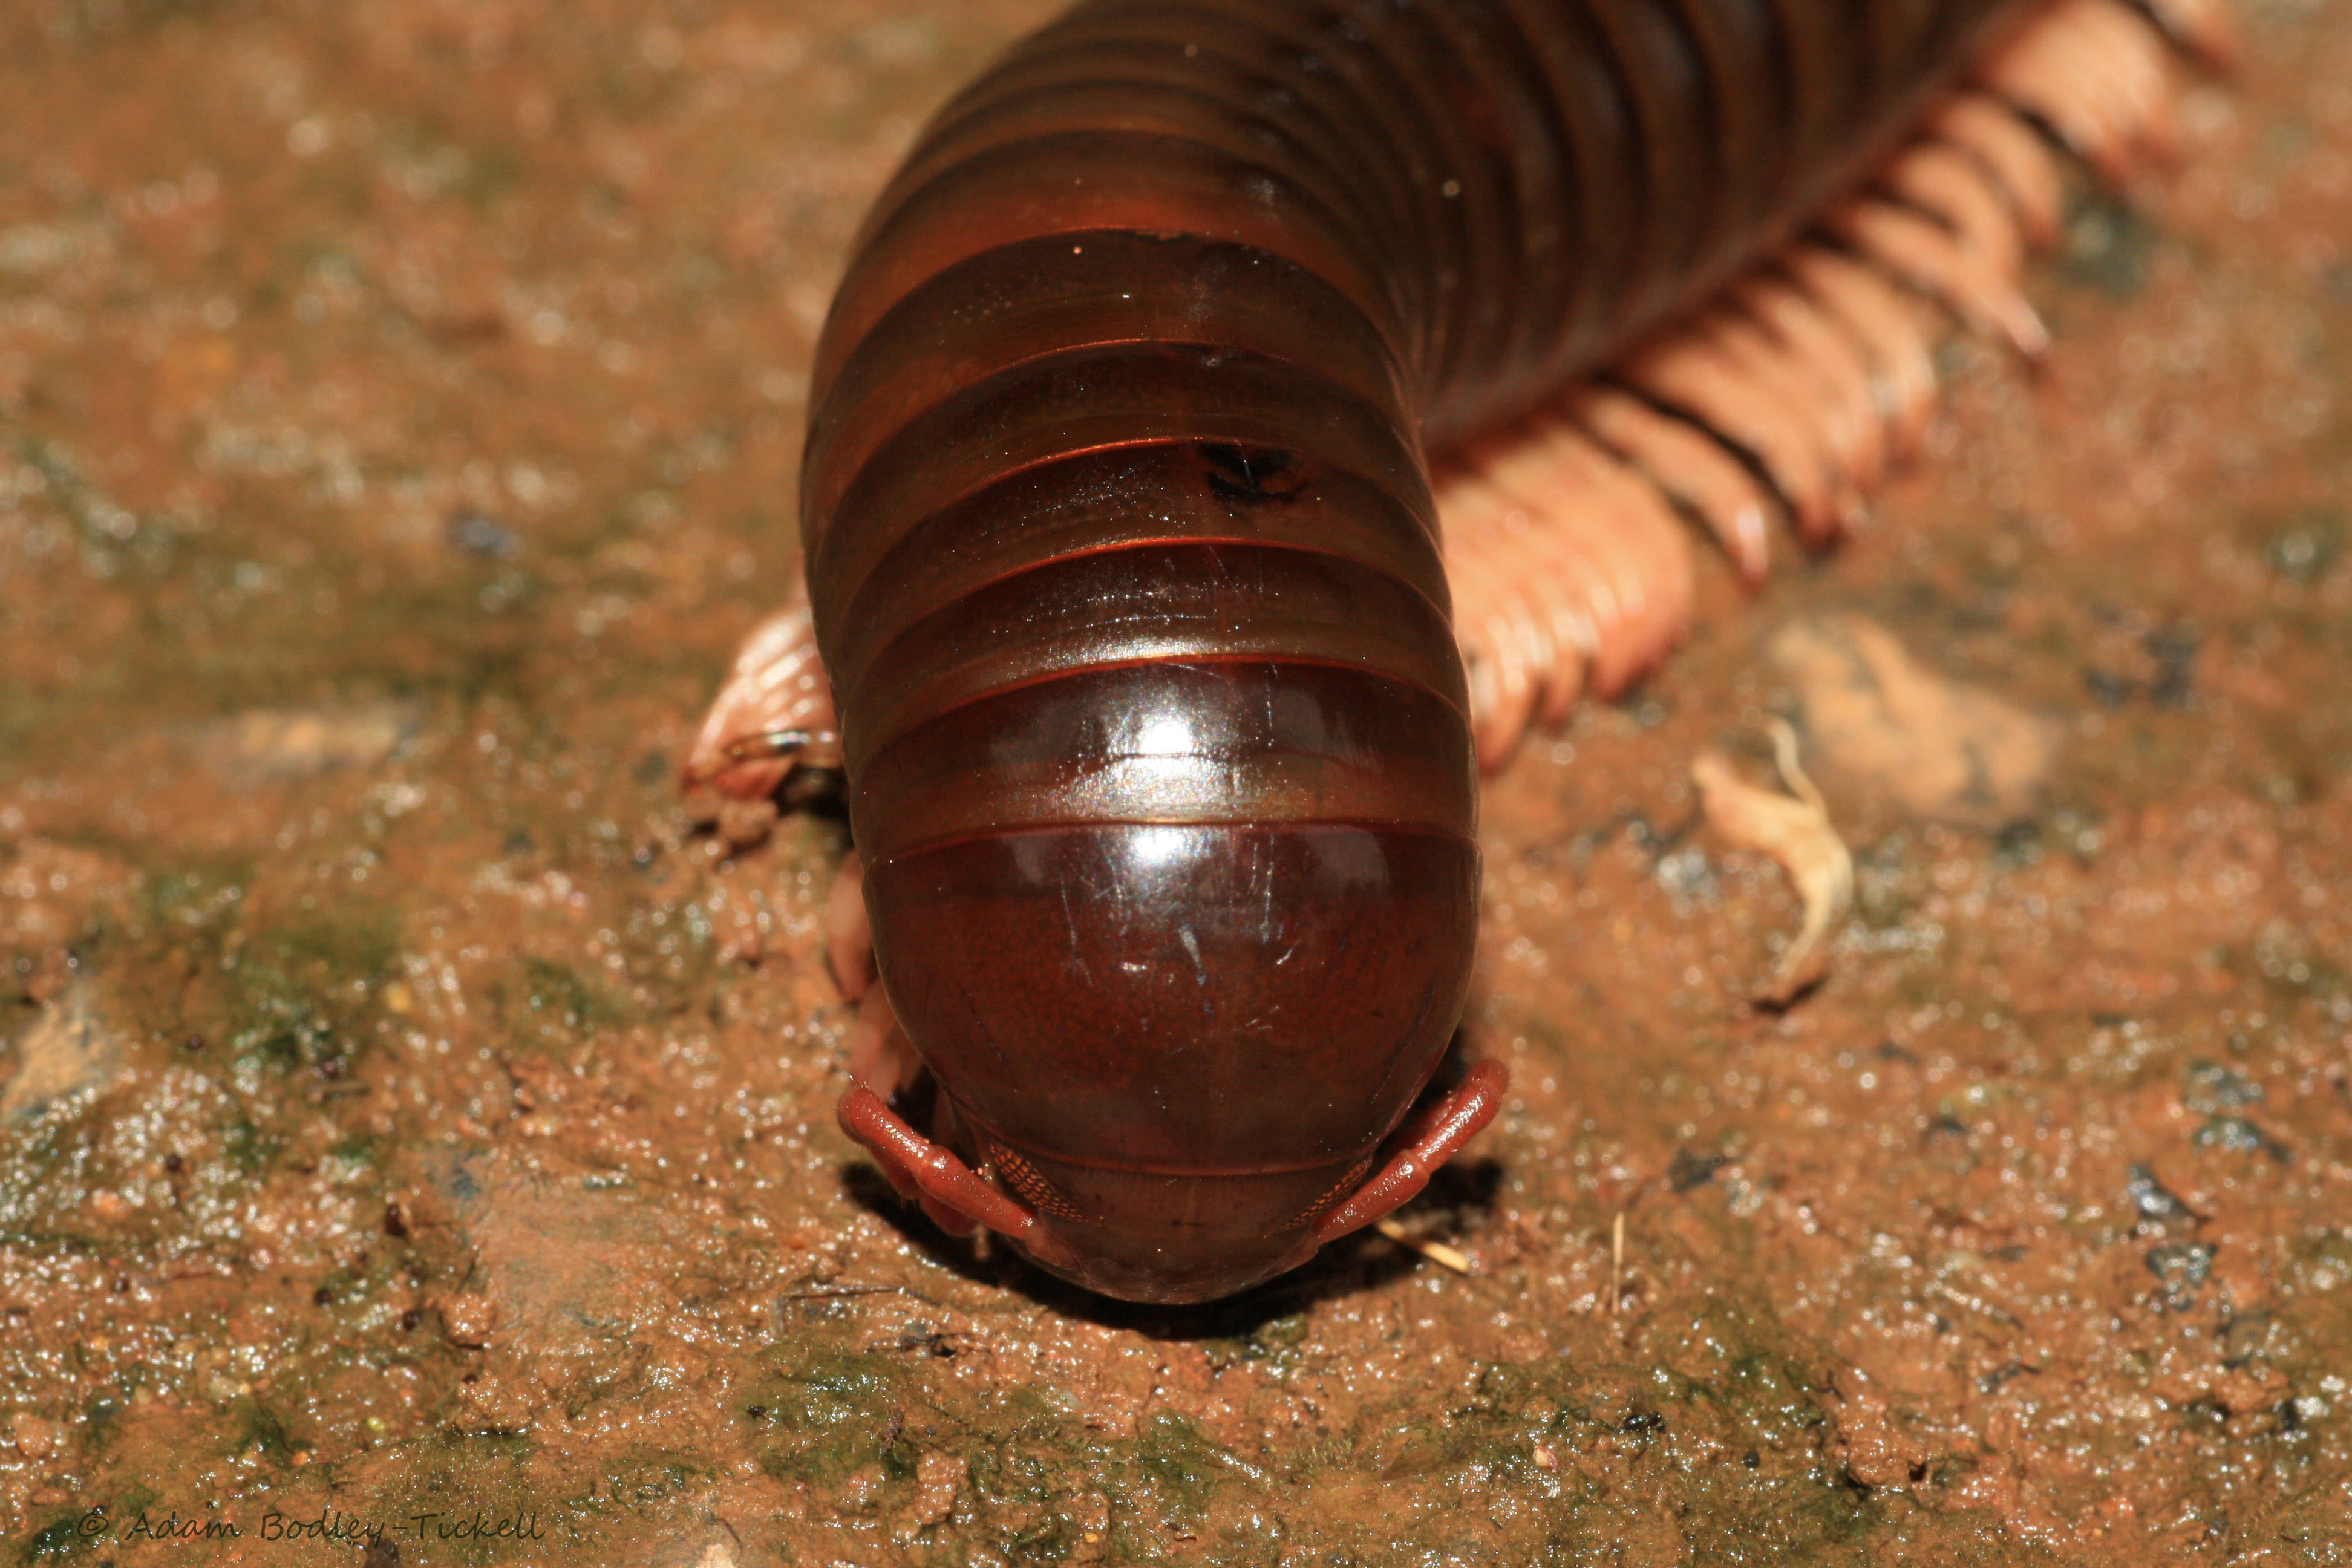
4 0 2352 1563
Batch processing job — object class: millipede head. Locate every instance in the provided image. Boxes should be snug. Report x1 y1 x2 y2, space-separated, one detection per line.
858 815 1484 1303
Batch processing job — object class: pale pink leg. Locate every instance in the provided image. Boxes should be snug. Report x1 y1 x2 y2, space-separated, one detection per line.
1736 276 1890 497
845 983 926 1100
1475 503 1581 733
2047 4 2155 165
1472 479 1601 722
1468 498 1596 730
1446 546 1547 769
1445 536 1541 763
1932 95 2066 247
825 851 874 1002
1783 247 1942 460
1510 424 1693 701
1516 549 1598 727
1469 421 1690 718
1826 198 2050 361
1570 385 1775 584
1987 35 2129 182
1437 479 1554 766
2141 0 2239 67
837 1084 1036 1240
1706 311 1867 530
2071 0 2181 164
1312 1059 1509 1244
1460 448 1632 707
1445 393 1723 762
1506 488 1633 715
1884 143 2027 277
682 574 842 800
1614 318 1840 544
1981 0 2150 185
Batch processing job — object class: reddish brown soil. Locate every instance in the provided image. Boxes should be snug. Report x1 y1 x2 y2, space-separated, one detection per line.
2 1 2349 1563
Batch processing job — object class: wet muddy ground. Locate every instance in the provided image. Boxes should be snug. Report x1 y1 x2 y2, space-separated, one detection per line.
4 0 2351 1562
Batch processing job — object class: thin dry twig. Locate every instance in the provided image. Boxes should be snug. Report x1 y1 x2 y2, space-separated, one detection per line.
1374 1217 1472 1275
779 1284 921 1302
1609 1212 1626 1315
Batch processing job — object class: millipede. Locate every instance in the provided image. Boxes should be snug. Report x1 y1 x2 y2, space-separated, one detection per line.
685 0 2232 1302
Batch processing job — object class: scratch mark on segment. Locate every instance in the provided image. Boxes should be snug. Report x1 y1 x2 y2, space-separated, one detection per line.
1178 925 1209 990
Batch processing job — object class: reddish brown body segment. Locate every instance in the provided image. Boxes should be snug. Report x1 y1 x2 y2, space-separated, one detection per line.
785 0 2067 1302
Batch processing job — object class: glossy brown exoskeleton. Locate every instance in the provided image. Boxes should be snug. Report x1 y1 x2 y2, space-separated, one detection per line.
772 0 2054 1301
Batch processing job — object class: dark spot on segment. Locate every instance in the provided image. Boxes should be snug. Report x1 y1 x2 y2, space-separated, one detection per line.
1197 441 1307 501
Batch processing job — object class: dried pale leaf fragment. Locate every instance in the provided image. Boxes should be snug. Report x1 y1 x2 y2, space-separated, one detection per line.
1693 721 1854 1004
1 983 120 1123
1770 616 2060 825
183 702 422 787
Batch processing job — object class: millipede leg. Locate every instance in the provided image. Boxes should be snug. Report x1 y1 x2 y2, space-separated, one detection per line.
825 851 875 1002
1439 484 1554 767
1981 0 2180 185
2137 0 2240 67
838 1083 1037 1240
1736 276 1890 497
1570 385 1776 584
1613 322 1842 544
1312 1059 1509 1244
844 982 926 1102
1783 247 1943 459
1931 96 2066 246
1825 199 2051 360
1884 143 2028 278
1557 427 1696 696
1414 0 2223 774
829 850 928 1099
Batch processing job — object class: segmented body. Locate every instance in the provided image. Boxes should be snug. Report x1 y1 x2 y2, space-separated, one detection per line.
703 0 2212 1301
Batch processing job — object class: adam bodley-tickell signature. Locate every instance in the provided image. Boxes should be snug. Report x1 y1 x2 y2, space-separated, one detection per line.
58 1504 548 1547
